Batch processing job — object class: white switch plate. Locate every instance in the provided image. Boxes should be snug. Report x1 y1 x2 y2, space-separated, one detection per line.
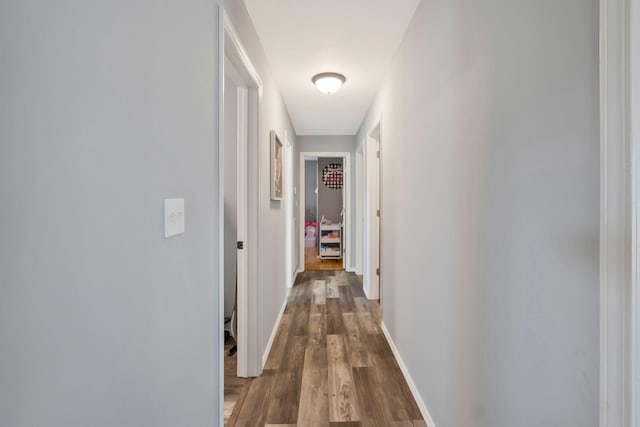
164 198 185 238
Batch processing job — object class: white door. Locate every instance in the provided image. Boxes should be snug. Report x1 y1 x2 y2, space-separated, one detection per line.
365 129 381 300
224 57 249 376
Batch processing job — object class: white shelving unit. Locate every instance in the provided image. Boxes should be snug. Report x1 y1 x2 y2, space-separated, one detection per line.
319 223 342 261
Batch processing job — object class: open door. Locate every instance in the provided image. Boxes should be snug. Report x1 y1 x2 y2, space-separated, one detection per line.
219 8 264 425
365 122 381 301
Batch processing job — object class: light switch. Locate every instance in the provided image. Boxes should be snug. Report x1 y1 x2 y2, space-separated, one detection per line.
164 198 185 238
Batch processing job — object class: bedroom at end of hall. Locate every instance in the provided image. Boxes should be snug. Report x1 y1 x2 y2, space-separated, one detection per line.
304 157 344 271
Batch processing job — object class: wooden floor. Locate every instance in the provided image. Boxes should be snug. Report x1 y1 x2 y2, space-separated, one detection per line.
226 270 426 427
305 245 343 271
224 339 248 424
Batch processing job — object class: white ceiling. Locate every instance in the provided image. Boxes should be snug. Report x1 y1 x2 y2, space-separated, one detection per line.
244 0 421 136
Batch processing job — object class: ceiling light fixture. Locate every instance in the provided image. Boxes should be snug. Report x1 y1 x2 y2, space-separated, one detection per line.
312 72 346 94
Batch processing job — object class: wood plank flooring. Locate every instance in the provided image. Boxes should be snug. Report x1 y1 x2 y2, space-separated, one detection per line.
305 245 343 271
227 270 425 427
225 340 249 424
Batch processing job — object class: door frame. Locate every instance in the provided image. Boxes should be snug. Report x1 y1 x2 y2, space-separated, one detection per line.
599 0 637 425
218 4 263 399
355 142 365 276
299 151 351 272
284 131 296 288
633 1 640 423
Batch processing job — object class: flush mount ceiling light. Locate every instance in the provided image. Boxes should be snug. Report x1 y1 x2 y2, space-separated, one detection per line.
312 72 346 94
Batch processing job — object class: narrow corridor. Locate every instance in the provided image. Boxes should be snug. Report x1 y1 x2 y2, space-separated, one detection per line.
227 271 425 426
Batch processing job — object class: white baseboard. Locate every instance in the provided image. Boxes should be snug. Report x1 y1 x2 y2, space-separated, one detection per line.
346 267 356 273
287 270 297 289
380 322 437 427
262 288 290 368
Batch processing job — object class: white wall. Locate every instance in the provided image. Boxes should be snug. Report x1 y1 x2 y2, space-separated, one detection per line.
222 0 298 361
356 0 600 426
297 135 357 270
297 135 357 154
0 1 220 426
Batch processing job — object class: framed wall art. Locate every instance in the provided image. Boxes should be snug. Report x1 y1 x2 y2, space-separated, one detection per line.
322 163 343 189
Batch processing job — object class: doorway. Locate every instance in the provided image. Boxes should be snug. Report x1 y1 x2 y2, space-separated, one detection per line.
218 7 263 426
299 152 351 272
222 56 247 423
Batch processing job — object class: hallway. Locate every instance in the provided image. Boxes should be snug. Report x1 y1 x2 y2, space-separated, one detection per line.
227 271 424 426
0 0 618 425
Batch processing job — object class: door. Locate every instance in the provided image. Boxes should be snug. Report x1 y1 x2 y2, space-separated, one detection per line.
224 56 249 376
373 138 381 299
365 125 381 300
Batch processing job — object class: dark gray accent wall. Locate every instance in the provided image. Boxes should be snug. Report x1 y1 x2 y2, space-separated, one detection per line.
317 158 344 224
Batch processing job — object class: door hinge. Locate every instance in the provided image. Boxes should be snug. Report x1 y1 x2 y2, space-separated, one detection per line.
376 209 380 217
237 241 244 250
377 150 380 158
376 268 380 276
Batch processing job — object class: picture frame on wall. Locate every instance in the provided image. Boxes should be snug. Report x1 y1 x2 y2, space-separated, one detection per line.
270 130 284 201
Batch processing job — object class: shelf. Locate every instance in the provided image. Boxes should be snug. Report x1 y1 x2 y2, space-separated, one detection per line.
319 222 342 260
320 237 340 243
320 251 341 257
319 223 340 231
